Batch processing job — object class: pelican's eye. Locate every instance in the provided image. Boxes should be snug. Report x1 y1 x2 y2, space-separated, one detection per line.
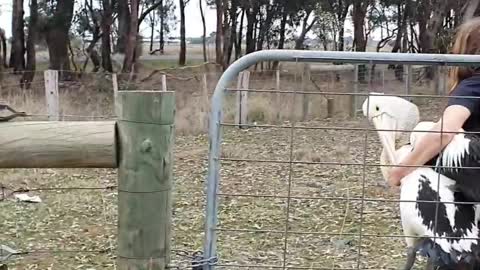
375 106 380 111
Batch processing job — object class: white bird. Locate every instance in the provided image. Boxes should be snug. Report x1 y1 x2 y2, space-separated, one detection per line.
409 120 480 204
362 93 480 270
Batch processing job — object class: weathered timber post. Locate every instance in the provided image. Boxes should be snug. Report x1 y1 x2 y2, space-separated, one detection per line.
44 69 59 121
350 64 359 118
235 71 249 129
0 121 116 168
116 90 175 270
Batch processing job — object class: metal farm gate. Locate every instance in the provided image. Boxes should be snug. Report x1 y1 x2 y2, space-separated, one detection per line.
198 50 480 270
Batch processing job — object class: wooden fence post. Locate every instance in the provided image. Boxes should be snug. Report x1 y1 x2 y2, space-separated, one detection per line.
117 90 175 270
437 66 447 95
275 69 281 123
405 65 412 101
112 73 120 116
235 71 250 128
162 74 167 92
301 64 311 121
350 64 359 118
203 74 210 129
44 70 59 121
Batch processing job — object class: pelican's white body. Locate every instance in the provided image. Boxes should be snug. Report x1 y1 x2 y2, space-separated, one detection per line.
395 145 479 256
362 93 480 266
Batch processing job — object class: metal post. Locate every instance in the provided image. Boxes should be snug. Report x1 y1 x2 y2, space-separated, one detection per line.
117 90 175 270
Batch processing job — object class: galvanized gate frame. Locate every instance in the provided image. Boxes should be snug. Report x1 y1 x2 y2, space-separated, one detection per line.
202 49 480 270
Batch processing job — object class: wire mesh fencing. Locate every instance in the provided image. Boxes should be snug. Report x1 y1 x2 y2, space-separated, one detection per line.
1 51 479 270
202 51 480 270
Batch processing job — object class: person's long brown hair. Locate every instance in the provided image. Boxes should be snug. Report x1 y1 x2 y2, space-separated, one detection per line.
448 17 480 94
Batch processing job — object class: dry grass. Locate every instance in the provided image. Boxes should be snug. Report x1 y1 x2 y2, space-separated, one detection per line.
0 63 447 269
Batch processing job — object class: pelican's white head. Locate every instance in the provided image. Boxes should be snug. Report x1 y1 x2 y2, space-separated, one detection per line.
362 92 420 165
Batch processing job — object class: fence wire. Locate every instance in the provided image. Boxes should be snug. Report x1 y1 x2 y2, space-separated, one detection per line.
203 57 480 270
2 55 480 270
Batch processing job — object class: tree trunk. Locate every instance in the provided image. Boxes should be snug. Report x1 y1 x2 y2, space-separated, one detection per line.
272 7 287 70
295 10 317 50
245 5 257 54
122 0 139 73
256 5 275 52
46 0 75 80
235 8 245 59
0 29 6 68
150 21 155 52
337 2 350 51
199 0 208 62
352 1 369 82
9 0 25 72
0 29 5 70
117 0 131 53
160 3 165 54
215 0 223 65
338 17 346 51
226 2 238 66
179 0 187 66
101 0 113 72
418 0 448 79
391 3 404 53
21 0 37 89
222 0 231 69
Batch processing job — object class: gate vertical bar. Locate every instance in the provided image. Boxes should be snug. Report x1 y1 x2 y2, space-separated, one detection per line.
117 90 175 270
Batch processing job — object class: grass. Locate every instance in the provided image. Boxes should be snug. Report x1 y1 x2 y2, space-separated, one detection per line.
0 62 444 269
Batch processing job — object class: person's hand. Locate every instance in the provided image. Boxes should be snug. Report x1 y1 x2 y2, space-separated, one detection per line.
388 166 409 187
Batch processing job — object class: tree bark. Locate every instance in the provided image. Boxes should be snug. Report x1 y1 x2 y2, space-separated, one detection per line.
45 0 75 79
179 0 187 66
226 2 238 66
418 0 448 79
0 28 6 68
199 0 208 62
150 20 155 52
391 3 404 53
272 5 287 70
338 17 346 51
352 1 368 52
21 0 37 89
9 0 25 72
101 0 113 72
222 0 231 69
117 0 131 53
352 1 369 82
295 10 317 50
159 2 165 54
0 29 5 71
245 4 258 54
122 0 139 73
235 8 245 60
215 0 223 65
336 1 350 51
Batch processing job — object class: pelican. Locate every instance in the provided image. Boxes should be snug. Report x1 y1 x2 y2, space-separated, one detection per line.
408 120 480 204
362 93 480 270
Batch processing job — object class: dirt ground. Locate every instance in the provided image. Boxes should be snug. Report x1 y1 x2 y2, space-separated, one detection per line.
0 62 449 269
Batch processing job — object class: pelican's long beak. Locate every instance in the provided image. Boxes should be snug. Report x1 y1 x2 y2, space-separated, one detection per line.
372 113 397 165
